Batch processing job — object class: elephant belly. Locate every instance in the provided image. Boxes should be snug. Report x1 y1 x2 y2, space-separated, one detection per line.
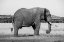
22 20 34 27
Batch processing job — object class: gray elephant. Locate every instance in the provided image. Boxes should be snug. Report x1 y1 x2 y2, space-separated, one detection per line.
12 7 52 37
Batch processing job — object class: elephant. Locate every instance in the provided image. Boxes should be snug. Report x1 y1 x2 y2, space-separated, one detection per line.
12 7 52 37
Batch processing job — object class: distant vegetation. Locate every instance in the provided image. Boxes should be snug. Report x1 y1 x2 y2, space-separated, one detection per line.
51 15 64 23
0 15 12 23
0 15 64 23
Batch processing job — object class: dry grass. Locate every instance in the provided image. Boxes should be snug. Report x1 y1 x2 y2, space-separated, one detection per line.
0 23 64 42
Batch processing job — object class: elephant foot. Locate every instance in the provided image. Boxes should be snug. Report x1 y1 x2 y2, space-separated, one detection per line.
14 35 19 37
34 34 39 37
34 31 39 36
14 35 20 37
46 30 51 34
34 32 39 36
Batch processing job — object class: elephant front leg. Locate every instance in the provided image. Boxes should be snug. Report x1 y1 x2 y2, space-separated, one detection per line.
34 23 40 36
34 14 40 36
32 23 39 35
46 22 51 34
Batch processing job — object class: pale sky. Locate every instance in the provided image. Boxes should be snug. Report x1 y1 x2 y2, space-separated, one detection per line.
0 0 64 17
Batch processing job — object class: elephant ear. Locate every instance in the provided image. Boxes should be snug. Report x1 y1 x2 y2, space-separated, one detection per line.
44 8 51 22
44 8 47 21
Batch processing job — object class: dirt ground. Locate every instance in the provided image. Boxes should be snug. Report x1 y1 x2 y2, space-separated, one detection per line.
0 34 64 42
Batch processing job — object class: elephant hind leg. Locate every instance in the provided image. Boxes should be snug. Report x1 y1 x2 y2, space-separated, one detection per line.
13 21 23 37
14 25 18 37
13 22 18 37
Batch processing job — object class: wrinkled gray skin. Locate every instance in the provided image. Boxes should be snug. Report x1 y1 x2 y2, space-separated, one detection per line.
13 7 52 37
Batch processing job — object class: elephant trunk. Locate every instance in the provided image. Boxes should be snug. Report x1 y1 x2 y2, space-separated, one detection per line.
46 14 52 34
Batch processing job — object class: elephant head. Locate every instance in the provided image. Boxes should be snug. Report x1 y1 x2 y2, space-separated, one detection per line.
33 7 52 34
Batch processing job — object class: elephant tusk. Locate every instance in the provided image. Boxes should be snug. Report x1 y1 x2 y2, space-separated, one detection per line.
47 22 52 25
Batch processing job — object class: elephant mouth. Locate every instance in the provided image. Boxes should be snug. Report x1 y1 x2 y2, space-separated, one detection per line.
41 18 44 21
40 20 45 23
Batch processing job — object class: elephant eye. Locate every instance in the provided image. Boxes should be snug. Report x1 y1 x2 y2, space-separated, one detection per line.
47 14 51 17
